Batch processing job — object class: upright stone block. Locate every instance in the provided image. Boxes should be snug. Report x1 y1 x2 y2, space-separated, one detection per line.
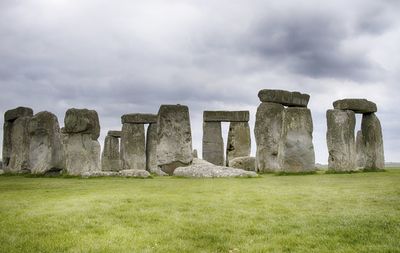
326 109 356 171
28 111 64 174
254 102 284 172
121 123 146 170
4 107 33 121
356 130 366 168
361 113 384 170
146 123 158 172
278 107 315 172
101 135 121 171
6 116 31 173
157 105 193 175
64 108 100 140
226 122 251 166
202 121 224 166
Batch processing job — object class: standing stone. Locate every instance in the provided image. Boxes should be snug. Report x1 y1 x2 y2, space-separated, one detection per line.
192 149 198 158
101 135 121 171
64 108 100 140
157 105 193 175
28 111 64 174
226 122 251 166
326 109 356 171
202 121 224 166
6 116 31 173
254 102 284 172
278 107 315 172
121 123 146 170
356 130 366 168
361 113 384 170
146 123 158 172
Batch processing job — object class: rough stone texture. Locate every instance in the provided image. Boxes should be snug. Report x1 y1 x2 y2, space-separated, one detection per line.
326 109 357 171
63 134 101 175
101 135 121 171
146 123 158 172
203 111 249 122
226 122 251 166
82 171 120 178
120 169 151 178
192 149 198 158
157 105 193 175
333 99 377 113
4 106 33 121
278 107 315 172
228 156 256 171
107 130 122 138
120 123 146 170
6 116 31 173
64 108 100 140
361 113 384 170
356 130 366 168
202 121 224 166
258 89 310 107
174 158 258 178
0 169 4 175
121 113 157 124
254 102 284 172
28 111 64 174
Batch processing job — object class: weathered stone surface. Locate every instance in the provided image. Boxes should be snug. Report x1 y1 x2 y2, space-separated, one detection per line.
6 116 31 173
326 109 356 171
174 158 258 178
226 122 251 166
203 111 249 122
0 169 4 175
120 169 151 178
121 113 157 124
64 108 100 140
63 134 101 175
120 123 146 170
202 121 224 166
361 113 384 170
278 107 315 172
146 123 158 172
192 149 198 158
157 105 193 175
4 106 33 121
258 89 310 107
356 130 366 168
254 102 284 172
333 99 377 113
107 130 122 138
81 171 120 178
228 156 256 171
28 111 64 174
101 135 121 171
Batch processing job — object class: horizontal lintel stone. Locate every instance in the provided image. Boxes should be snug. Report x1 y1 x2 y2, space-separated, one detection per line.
121 113 157 124
203 111 249 122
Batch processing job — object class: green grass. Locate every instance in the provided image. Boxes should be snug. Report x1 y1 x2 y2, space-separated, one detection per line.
0 170 399 253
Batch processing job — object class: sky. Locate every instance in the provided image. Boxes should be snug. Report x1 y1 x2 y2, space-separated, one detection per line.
0 0 399 163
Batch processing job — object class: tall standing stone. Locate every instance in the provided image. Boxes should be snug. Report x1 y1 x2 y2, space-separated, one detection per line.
28 111 64 174
121 123 146 170
361 113 384 170
7 116 31 173
157 105 193 175
254 102 284 172
356 130 366 168
101 135 121 171
226 122 251 166
146 123 158 172
278 107 315 172
326 109 356 171
202 121 224 166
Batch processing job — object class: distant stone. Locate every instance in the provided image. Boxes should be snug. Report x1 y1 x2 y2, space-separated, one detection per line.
203 111 249 122
258 89 310 107
146 123 158 172
173 158 258 178
278 107 315 172
356 130 366 168
333 99 377 113
157 105 193 175
28 111 64 174
0 169 3 175
361 113 384 170
64 108 100 140
107 130 122 138
192 149 198 158
202 121 224 165
326 109 356 171
6 116 31 173
254 102 284 172
81 171 120 178
4 106 33 121
119 169 151 178
228 156 256 171
226 122 251 166
101 135 121 171
121 113 157 124
120 123 146 170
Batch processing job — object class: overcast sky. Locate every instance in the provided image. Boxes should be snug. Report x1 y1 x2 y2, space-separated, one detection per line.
1 0 399 163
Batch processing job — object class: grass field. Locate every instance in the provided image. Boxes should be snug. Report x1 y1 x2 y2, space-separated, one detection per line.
0 170 399 253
